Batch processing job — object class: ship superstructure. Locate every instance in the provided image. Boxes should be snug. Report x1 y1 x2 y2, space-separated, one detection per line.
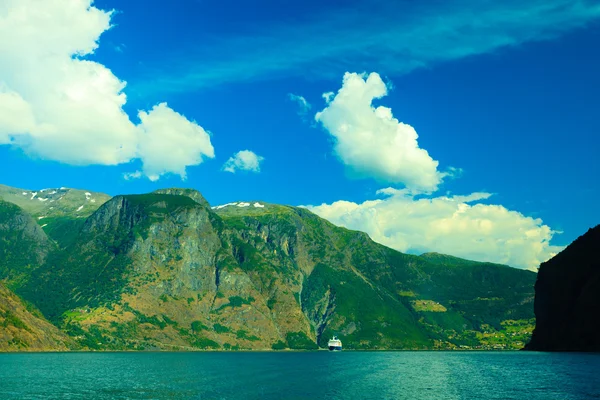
328 336 342 351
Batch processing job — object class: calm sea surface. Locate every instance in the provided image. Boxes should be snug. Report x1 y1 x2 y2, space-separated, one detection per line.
0 351 599 399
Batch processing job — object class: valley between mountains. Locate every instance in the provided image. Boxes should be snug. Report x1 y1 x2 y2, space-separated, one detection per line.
0 184 537 351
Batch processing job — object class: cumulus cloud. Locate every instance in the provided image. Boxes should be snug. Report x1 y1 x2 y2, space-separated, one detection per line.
223 150 264 173
288 93 311 115
0 0 214 179
306 190 563 271
315 72 444 192
137 103 214 181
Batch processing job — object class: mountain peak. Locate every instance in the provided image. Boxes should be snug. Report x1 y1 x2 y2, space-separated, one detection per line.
152 188 210 208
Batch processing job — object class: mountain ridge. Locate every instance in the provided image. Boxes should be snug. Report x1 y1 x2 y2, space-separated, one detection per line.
0 184 537 351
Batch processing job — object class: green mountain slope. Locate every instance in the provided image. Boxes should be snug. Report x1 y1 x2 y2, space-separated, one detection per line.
10 190 537 351
0 199 74 351
0 283 73 351
0 200 53 287
526 225 600 351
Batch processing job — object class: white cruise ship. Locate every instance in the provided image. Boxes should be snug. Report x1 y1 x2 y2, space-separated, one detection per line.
328 336 342 351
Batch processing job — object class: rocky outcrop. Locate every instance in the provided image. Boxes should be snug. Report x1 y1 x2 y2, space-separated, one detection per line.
526 225 600 351
153 188 210 208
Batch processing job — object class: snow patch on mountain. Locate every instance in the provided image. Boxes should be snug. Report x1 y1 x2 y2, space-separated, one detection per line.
213 201 266 209
212 202 238 210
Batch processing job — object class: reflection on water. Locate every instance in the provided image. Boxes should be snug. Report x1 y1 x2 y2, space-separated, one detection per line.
0 351 599 399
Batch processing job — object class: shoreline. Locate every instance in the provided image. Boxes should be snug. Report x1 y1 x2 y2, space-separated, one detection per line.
0 348 536 354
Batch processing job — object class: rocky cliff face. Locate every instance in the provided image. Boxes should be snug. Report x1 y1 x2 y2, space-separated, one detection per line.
21 193 300 350
1 185 539 351
526 225 600 351
153 188 210 208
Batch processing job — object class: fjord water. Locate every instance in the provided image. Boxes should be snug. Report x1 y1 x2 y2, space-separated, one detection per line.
1 352 599 399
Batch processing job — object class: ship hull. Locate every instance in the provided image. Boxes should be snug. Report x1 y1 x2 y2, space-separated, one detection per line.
328 346 342 351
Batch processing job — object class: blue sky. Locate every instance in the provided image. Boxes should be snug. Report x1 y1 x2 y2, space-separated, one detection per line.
0 0 599 269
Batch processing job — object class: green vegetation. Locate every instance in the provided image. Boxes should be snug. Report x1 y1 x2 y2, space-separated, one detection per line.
39 217 85 248
304 263 429 349
191 321 207 333
212 296 256 313
0 200 51 287
121 193 199 210
191 336 220 349
213 323 230 333
285 332 318 350
227 296 254 308
271 340 286 350
236 330 260 341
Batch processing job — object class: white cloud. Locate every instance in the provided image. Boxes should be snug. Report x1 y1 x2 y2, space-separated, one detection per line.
0 0 214 179
306 189 563 271
223 150 264 173
315 72 444 192
288 93 311 115
137 103 214 181
123 170 142 181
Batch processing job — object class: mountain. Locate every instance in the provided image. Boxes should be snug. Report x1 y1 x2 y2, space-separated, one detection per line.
526 225 600 351
0 184 110 247
1 185 537 351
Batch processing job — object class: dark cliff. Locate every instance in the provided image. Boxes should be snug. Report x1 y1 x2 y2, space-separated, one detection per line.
526 225 600 351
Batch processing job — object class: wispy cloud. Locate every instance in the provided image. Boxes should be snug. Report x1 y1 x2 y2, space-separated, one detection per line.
131 0 600 96
288 93 311 115
123 170 142 181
